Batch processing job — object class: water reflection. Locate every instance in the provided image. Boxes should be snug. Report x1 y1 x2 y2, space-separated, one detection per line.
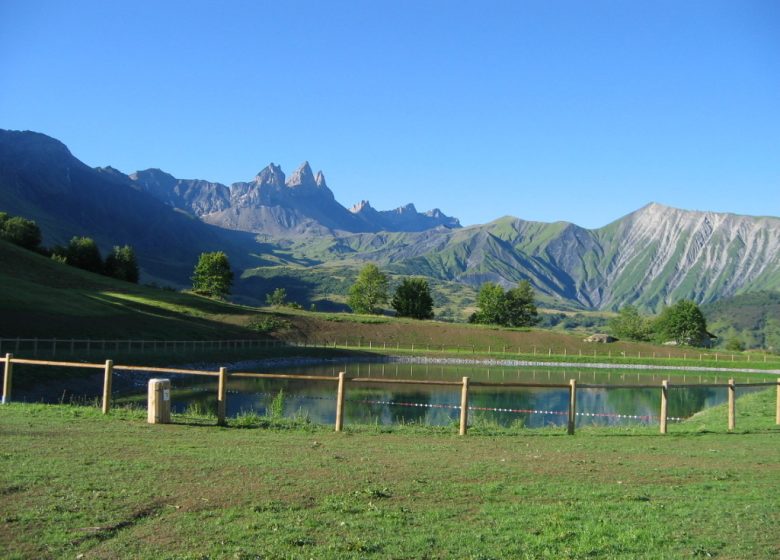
148 361 754 428
19 360 765 428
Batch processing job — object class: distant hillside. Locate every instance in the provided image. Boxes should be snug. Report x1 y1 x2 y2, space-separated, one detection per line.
278 205 780 311
3 129 780 315
0 129 262 285
702 291 780 351
0 238 716 362
128 161 460 235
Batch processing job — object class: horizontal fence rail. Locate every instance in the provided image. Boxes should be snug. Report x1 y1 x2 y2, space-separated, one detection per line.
2 353 779 435
2 337 780 366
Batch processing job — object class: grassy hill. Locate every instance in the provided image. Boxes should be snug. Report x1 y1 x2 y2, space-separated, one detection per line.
0 239 261 339
3 239 778 369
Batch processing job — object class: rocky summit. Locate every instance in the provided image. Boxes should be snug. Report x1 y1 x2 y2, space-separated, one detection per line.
126 159 461 235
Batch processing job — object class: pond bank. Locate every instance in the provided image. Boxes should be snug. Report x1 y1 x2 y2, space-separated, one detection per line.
185 354 780 377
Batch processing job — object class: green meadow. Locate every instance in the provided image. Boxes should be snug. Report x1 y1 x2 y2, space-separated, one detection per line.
1 390 778 559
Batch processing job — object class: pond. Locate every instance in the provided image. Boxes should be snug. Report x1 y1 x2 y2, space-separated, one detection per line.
114 360 764 428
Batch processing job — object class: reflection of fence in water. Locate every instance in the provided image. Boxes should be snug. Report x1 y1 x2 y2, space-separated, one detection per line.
2 354 779 435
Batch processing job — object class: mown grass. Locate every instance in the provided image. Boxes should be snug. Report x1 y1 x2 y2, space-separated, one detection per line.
1 390 778 559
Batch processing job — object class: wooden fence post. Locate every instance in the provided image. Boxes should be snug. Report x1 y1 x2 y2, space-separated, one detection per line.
660 380 668 434
567 379 577 435
2 354 12 404
217 367 228 426
335 371 346 432
459 376 470 436
776 379 780 426
101 359 113 414
728 378 735 432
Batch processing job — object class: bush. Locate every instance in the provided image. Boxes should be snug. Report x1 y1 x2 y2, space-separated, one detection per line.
248 315 290 333
104 245 139 283
0 214 42 251
472 281 539 327
609 305 653 341
64 236 103 273
266 287 287 307
391 278 434 319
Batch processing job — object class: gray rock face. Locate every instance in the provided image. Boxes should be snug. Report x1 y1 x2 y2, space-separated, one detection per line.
350 199 461 232
130 161 461 235
129 168 231 216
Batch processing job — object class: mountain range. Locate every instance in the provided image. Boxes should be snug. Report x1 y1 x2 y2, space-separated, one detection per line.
125 162 460 235
1 128 779 315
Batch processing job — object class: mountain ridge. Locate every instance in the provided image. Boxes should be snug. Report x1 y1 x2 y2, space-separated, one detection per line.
126 159 461 235
2 128 779 314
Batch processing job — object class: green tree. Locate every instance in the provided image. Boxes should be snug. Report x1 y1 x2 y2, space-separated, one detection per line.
608 304 653 341
724 338 745 352
391 277 434 319
654 300 709 346
65 236 103 273
503 280 539 327
191 251 233 298
471 281 539 327
1 215 42 251
471 282 506 325
266 287 287 307
347 263 389 314
104 245 139 283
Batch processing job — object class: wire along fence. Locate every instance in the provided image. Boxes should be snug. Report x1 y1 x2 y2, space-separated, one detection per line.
3 353 779 436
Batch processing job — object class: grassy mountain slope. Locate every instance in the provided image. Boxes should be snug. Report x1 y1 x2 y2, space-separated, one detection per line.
269 206 780 314
702 291 780 351
2 239 749 363
4 131 780 314
0 240 261 339
0 130 262 286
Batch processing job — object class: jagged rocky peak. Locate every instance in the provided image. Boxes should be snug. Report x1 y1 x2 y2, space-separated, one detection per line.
286 161 316 188
315 170 327 188
395 203 417 214
253 163 285 188
350 200 374 214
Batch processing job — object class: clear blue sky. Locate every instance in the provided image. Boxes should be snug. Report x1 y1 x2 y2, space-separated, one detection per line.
1 0 778 228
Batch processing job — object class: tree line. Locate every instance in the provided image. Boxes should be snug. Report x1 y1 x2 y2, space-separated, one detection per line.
608 302 712 347
0 212 139 283
345 264 539 325
191 256 542 325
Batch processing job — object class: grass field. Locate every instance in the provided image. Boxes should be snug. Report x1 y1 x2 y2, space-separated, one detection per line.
3 238 780 373
1 390 778 559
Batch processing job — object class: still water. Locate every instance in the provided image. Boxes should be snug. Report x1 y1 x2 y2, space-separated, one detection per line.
139 361 761 428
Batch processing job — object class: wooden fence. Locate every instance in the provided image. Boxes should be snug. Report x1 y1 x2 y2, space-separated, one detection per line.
2 353 779 435
1 337 778 365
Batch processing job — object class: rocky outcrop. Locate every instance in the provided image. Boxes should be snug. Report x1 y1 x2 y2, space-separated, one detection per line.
350 200 461 232
129 161 461 235
584 334 617 343
129 168 231 216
